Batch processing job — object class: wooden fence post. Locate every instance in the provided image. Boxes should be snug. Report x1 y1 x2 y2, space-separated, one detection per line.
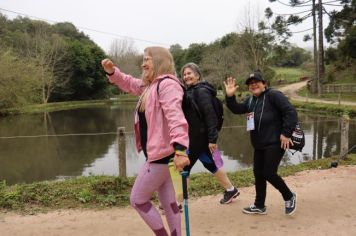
118 127 127 177
340 115 350 159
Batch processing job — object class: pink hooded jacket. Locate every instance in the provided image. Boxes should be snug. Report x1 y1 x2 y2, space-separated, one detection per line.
108 67 189 162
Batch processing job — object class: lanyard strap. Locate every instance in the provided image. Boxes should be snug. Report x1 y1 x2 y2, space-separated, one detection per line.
248 96 259 112
248 94 266 131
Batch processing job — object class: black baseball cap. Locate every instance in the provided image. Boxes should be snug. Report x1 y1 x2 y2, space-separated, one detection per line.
245 72 265 85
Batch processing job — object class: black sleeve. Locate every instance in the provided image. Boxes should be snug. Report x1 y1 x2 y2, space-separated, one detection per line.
195 88 218 143
174 143 187 151
269 90 298 138
225 95 249 114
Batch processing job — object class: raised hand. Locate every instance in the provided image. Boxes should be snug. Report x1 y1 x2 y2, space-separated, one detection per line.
223 77 239 97
101 58 115 75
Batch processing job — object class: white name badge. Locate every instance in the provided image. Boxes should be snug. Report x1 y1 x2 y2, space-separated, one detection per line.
246 112 255 131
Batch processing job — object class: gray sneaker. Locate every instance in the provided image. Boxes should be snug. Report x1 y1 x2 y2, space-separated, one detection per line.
220 187 240 204
285 192 297 215
242 204 267 215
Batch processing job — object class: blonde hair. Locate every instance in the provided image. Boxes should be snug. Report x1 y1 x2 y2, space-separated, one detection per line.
139 47 176 112
143 47 176 82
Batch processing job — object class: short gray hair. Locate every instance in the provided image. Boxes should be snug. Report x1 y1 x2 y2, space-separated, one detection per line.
181 62 203 81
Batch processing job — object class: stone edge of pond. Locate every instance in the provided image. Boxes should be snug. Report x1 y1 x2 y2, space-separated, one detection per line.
0 154 355 215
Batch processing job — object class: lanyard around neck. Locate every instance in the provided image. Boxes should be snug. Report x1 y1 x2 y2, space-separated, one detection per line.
248 96 259 112
248 94 266 131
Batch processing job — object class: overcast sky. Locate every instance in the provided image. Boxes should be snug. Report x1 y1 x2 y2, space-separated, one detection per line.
0 0 342 53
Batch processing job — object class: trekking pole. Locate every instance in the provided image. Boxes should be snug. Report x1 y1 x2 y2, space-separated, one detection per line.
181 171 190 236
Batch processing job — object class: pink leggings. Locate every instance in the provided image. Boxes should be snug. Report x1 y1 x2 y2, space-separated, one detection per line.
130 162 181 236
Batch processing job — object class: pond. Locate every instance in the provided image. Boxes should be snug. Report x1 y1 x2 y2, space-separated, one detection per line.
0 103 355 185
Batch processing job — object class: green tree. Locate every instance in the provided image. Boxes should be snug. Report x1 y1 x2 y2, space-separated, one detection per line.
25 22 68 104
200 44 241 89
339 26 356 59
324 1 355 82
169 44 185 76
325 0 355 43
266 0 321 93
56 40 108 101
108 38 141 78
199 31 276 88
183 43 207 65
271 46 312 67
325 0 356 60
0 49 41 109
0 15 110 104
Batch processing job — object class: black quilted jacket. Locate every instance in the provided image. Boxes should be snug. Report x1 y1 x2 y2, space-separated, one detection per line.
184 81 219 156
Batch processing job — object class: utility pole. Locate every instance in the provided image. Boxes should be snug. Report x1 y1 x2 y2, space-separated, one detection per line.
312 0 319 94
318 0 325 96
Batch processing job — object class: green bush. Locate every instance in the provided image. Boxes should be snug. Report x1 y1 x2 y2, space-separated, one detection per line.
0 49 42 109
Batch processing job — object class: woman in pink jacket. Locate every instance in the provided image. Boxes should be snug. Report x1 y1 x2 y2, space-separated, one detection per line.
102 46 190 236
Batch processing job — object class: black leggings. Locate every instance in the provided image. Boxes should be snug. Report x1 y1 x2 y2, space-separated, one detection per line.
253 147 293 208
183 151 218 175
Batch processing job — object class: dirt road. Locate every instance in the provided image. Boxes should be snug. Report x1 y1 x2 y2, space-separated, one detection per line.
277 81 356 106
1 165 356 236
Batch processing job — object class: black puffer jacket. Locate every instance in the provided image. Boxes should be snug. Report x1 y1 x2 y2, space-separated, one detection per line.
184 81 219 156
225 88 298 150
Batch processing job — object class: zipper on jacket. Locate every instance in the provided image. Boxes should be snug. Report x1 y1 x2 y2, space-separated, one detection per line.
258 94 266 131
249 93 266 132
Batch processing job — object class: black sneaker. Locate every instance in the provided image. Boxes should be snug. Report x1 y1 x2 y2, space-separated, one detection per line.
242 204 267 215
220 187 240 204
285 192 297 215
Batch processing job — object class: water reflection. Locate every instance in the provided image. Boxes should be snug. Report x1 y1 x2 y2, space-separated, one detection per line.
0 103 355 185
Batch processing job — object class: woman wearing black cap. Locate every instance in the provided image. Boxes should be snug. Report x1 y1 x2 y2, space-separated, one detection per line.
223 72 298 215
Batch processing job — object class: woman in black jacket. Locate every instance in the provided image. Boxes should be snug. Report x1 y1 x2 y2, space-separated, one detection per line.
182 63 239 204
224 72 298 215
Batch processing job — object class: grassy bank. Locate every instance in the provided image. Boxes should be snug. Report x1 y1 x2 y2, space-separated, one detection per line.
271 67 309 84
1 87 355 118
220 92 356 118
291 100 356 117
0 95 138 116
298 87 356 103
1 155 355 214
327 65 356 84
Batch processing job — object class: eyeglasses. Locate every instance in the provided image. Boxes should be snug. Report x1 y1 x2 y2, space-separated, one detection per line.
247 80 261 86
143 56 152 63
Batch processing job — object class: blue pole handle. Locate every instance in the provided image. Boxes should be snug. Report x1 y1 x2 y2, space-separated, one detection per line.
180 171 190 236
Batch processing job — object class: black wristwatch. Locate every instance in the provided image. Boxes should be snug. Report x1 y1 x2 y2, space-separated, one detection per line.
105 70 115 76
